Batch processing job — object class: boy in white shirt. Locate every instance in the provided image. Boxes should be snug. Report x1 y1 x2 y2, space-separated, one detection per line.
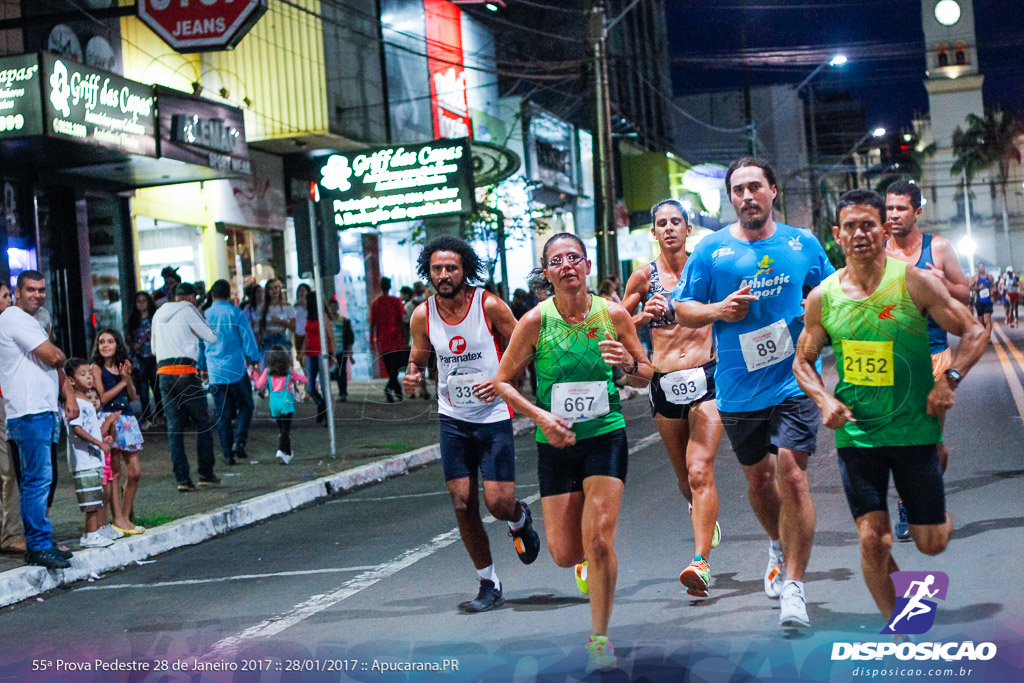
64 359 119 549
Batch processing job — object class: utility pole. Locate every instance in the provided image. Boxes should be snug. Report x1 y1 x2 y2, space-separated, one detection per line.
740 0 755 155
588 0 618 282
806 85 821 239
307 187 336 457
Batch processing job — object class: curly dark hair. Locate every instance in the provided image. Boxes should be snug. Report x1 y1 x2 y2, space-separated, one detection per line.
91 328 131 368
266 345 292 377
64 357 90 381
416 236 485 284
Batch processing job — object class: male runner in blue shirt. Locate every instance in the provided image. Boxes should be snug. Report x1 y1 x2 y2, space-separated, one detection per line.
672 157 834 628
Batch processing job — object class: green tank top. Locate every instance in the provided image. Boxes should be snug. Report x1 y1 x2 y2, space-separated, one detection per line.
534 295 625 442
820 258 941 448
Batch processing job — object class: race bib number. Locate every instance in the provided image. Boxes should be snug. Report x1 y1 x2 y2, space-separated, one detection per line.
738 319 795 372
979 287 990 299
660 367 708 405
448 373 484 408
840 340 894 387
551 381 609 423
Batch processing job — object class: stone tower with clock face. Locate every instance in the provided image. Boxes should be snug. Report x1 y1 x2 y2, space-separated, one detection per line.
922 0 984 151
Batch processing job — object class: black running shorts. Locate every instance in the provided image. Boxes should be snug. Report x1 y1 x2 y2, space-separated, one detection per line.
649 363 716 420
537 428 628 496
719 395 821 466
438 416 516 482
837 444 946 525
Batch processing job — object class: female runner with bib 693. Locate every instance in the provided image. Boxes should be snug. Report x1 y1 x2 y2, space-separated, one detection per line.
494 233 652 673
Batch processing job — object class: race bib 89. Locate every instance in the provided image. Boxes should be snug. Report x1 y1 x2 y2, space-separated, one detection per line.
840 340 894 387
738 319 795 372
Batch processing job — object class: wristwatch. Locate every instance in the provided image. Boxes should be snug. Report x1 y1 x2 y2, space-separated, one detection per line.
944 368 963 386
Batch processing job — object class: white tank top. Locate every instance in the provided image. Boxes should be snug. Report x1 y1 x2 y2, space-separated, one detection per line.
428 288 511 423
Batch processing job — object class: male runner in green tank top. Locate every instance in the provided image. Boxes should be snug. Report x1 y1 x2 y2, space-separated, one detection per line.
794 189 986 629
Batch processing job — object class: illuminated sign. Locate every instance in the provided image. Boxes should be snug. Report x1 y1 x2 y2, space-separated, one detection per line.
525 105 577 195
317 138 474 228
157 85 250 174
424 0 472 140
42 53 156 157
0 53 43 139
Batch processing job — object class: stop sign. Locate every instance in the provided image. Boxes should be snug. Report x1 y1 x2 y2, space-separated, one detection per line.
138 0 268 53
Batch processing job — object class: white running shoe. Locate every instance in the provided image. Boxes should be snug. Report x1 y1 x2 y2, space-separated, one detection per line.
764 543 785 599
98 524 124 540
779 581 810 627
80 531 114 548
276 450 293 465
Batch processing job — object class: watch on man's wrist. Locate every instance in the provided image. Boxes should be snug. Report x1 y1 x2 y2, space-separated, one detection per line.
944 368 963 386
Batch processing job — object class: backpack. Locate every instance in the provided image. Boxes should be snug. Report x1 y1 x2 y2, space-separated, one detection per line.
268 369 295 417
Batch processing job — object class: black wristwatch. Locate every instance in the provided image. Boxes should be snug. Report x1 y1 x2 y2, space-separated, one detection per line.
625 356 638 374
944 368 963 386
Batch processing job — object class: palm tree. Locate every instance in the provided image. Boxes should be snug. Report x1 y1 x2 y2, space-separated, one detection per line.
951 109 1023 267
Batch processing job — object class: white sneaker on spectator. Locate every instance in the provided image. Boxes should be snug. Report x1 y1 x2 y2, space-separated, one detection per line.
276 450 293 465
98 524 124 540
80 532 114 548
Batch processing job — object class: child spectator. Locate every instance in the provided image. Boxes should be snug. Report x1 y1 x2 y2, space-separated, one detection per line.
251 345 307 465
65 359 118 549
91 329 145 535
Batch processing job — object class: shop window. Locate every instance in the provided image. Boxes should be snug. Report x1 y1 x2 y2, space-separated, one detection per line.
224 227 279 300
136 216 205 294
955 42 967 66
936 44 949 68
87 196 132 338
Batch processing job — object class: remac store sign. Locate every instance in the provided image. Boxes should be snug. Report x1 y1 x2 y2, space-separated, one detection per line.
156 85 250 174
317 138 474 228
43 53 157 157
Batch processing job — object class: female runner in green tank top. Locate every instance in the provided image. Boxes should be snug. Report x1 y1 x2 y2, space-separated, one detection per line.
495 233 652 673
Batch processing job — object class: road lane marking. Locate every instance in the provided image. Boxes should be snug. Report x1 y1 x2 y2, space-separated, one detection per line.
331 484 539 504
205 430 664 656
990 324 1024 422
74 566 381 591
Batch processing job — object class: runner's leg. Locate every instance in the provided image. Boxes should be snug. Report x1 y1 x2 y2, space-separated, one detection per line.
742 454 781 541
446 476 493 570
687 401 722 558
855 510 900 620
581 475 624 637
776 447 814 582
540 492 585 567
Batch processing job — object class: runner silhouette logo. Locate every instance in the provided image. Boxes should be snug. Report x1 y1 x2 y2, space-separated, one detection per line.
882 571 949 635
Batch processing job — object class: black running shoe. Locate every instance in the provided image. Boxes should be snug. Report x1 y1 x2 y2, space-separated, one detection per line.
462 579 505 613
25 547 71 570
198 476 221 486
232 445 248 459
509 500 541 565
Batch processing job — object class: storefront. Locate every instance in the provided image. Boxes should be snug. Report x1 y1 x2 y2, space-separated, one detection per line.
0 52 252 355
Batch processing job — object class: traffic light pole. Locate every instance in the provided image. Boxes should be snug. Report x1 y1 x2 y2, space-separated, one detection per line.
588 0 619 282
307 191 336 457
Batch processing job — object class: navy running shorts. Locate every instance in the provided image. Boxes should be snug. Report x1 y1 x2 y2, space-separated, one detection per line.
975 301 993 316
438 416 516 482
537 428 628 496
837 444 946 525
649 363 716 420
719 395 821 466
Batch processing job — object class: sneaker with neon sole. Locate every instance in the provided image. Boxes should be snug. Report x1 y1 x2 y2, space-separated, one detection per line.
689 502 722 549
584 635 616 673
508 500 541 564
679 558 711 598
575 561 589 595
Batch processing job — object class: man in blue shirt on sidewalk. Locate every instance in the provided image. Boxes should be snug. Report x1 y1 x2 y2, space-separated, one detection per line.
203 280 261 465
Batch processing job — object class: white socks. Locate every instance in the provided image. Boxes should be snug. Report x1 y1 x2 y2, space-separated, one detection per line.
508 508 526 532
477 564 500 590
770 538 782 554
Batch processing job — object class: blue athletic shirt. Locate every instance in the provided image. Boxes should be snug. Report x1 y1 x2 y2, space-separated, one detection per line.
672 222 835 412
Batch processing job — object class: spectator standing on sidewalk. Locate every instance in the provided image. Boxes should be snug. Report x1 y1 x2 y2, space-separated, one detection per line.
259 278 295 367
203 280 261 465
0 270 79 569
294 283 311 356
327 299 353 402
251 346 308 464
126 291 161 429
369 277 407 402
90 329 144 533
152 282 219 492
153 266 181 307
303 295 333 423
0 281 25 555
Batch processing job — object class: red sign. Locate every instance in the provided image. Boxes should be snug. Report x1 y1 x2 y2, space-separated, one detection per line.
449 336 467 354
138 0 268 53
424 0 472 140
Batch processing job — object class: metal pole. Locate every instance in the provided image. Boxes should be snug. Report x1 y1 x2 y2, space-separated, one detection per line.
589 0 618 282
495 209 509 301
807 85 821 238
308 194 336 457
963 170 975 277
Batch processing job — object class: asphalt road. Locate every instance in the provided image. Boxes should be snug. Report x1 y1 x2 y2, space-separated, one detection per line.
3 326 1024 682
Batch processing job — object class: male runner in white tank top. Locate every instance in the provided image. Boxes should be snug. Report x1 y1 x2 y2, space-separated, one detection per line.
405 237 540 613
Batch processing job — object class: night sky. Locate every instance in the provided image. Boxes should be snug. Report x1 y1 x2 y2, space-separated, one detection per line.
665 0 1024 134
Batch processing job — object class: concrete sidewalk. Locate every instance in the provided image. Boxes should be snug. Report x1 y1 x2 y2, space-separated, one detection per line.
0 379 551 608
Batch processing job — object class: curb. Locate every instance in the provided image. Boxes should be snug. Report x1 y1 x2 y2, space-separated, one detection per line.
0 417 535 609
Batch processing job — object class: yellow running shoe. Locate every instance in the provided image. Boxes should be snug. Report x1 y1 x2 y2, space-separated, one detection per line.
575 561 589 595
584 635 616 673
